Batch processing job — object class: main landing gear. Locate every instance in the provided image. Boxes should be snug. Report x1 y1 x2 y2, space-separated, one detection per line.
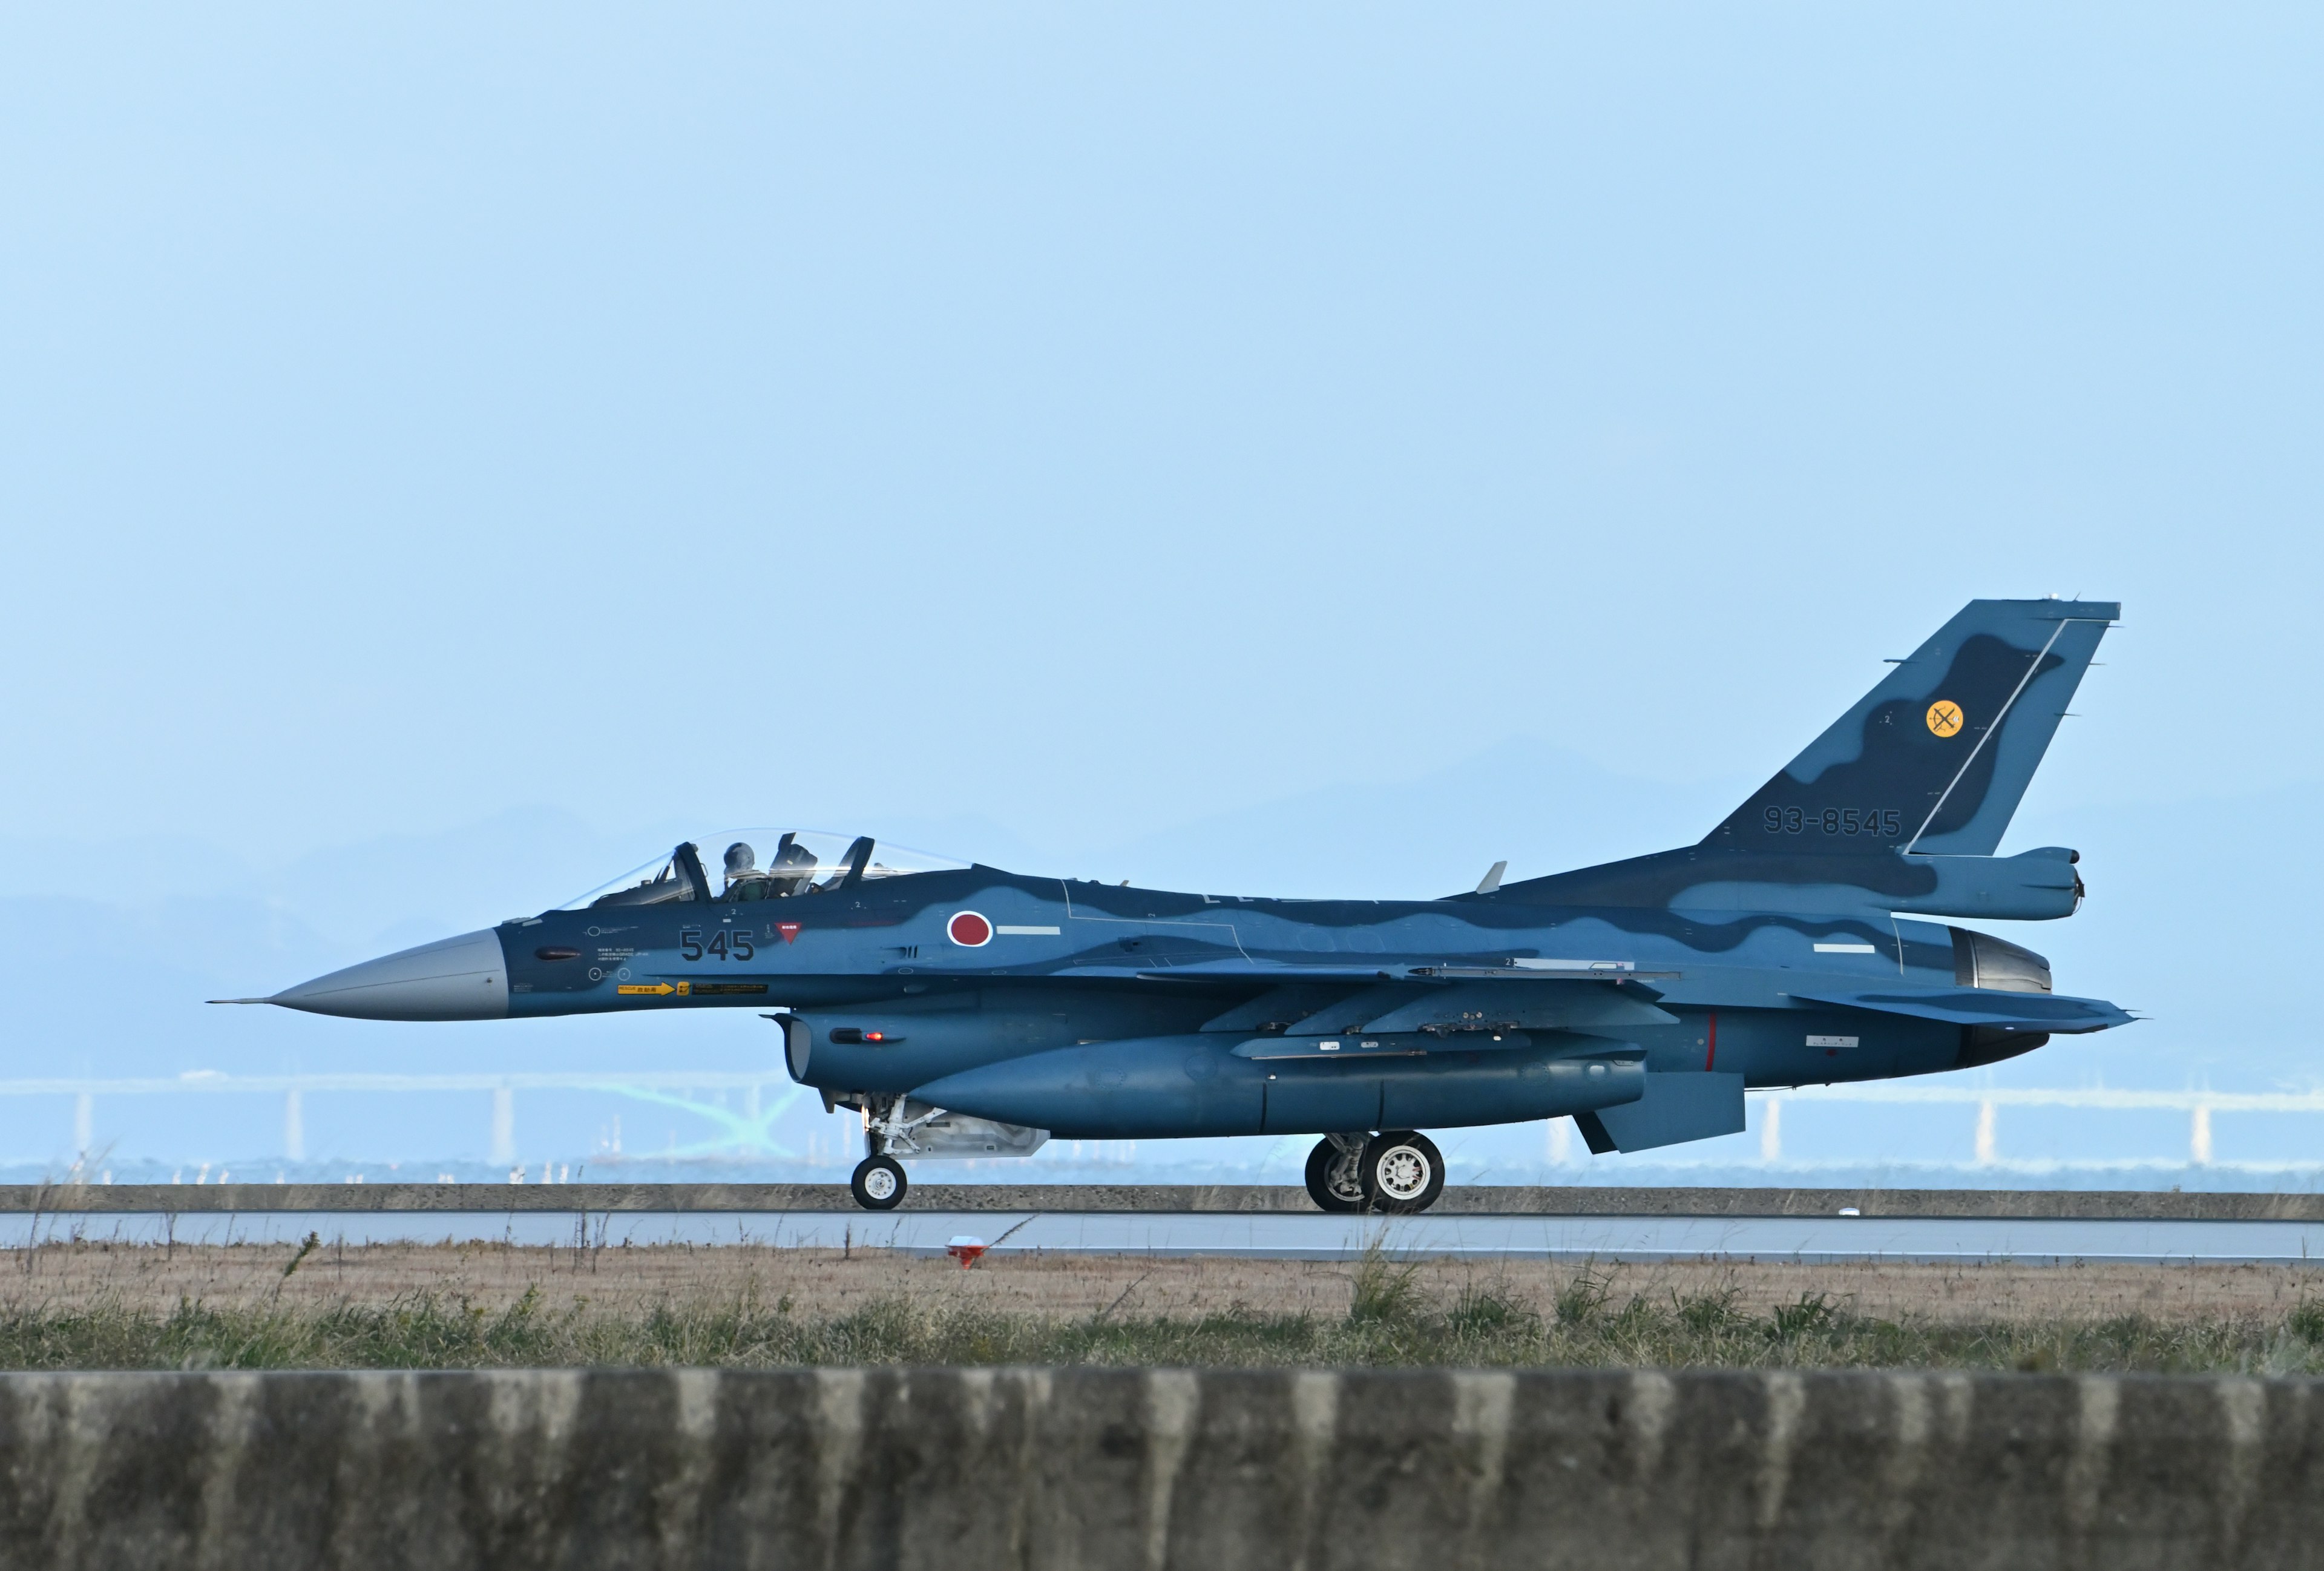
1305 1134 1367 1212
1303 1130 1445 1214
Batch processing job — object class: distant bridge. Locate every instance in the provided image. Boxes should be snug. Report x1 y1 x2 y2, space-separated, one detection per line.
0 1072 794 1168
5 1070 2322 1175
1770 1083 2324 1169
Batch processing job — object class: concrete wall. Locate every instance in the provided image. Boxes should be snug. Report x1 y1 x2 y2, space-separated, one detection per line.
7 1182 2323 1219
0 1367 2319 1569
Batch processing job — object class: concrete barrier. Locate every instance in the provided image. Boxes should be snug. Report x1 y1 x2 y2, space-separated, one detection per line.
0 1367 2317 1569
7 1182 2322 1220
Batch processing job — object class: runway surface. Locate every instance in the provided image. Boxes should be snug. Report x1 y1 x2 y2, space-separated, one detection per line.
10 1182 2323 1218
10 1208 2324 1263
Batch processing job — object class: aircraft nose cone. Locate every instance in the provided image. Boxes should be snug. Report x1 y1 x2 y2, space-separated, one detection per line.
266 929 511 1021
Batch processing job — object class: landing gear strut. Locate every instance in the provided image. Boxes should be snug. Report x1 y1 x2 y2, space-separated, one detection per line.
846 1094 944 1211
1304 1135 1368 1213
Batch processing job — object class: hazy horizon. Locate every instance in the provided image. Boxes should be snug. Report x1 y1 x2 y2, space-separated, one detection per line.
5 4 2320 1177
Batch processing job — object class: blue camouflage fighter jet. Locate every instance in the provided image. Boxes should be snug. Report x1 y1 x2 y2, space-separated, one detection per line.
223 599 2131 1211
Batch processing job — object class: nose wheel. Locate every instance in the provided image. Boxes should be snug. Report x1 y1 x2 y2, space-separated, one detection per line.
851 1154 907 1210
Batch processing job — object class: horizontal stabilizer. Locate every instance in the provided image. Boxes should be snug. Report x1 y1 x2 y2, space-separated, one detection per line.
1795 988 2132 1034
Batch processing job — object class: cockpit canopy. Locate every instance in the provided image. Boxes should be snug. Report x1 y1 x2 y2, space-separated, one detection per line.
559 830 967 911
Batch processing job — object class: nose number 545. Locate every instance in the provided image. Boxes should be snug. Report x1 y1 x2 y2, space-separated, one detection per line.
679 928 756 962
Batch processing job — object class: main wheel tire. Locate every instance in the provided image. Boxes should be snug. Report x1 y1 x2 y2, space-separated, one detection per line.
1359 1130 1445 1214
851 1154 907 1211
1304 1138 1367 1213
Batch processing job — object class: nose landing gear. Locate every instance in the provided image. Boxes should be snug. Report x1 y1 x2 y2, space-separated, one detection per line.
851 1154 907 1210
846 1093 947 1210
1302 1130 1445 1214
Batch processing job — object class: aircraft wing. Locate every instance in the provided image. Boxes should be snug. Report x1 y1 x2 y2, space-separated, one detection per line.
1040 962 1399 984
1117 958 1677 984
1189 973 1678 1041
1793 989 2132 1034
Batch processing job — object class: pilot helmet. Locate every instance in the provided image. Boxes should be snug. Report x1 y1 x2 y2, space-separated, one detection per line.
723 841 758 878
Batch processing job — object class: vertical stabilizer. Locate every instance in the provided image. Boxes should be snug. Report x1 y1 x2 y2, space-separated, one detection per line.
1701 599 2117 858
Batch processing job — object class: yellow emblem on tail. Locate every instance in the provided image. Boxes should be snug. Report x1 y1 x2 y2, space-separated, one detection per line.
1926 700 1964 737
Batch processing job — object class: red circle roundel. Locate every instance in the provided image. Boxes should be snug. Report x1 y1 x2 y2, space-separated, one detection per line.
947 911 994 947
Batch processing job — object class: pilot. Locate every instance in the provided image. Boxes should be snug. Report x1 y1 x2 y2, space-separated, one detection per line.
717 841 762 901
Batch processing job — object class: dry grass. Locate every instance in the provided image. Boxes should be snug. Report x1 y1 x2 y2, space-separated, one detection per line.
0 1238 2320 1374
4 1237 2317 1323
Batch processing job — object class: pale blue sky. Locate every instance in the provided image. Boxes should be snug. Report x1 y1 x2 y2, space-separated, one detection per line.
6 4 2322 862
1 7 2320 1166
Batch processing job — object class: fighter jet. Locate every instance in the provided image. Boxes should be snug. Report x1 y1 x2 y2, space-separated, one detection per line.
220 599 2131 1212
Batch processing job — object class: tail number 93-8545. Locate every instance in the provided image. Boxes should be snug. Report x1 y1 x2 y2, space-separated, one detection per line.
1764 806 1903 838
678 928 757 962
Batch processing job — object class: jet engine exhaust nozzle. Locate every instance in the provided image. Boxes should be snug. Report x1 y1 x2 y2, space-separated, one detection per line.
241 929 512 1021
